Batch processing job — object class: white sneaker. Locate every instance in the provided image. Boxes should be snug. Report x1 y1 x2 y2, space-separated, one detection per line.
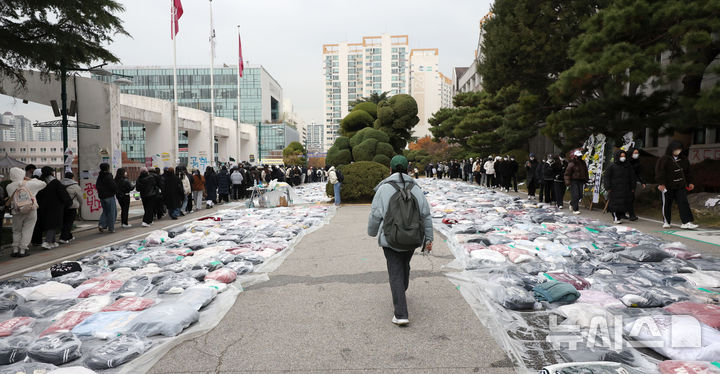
613 219 622 224
558 205 563 209
573 210 581 215
122 224 132 228
662 223 671 229
142 222 151 227
41 242 54 250
392 316 409 326
681 222 699 230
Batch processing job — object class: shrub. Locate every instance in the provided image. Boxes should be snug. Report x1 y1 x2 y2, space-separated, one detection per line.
352 138 379 162
326 149 352 167
352 102 378 119
349 127 389 148
326 161 390 202
372 154 391 166
340 110 374 138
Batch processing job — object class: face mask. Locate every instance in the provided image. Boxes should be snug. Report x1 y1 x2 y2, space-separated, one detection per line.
503 158 508 161
530 157 535 160
632 153 639 159
673 149 681 156
510 158 515 161
619 157 626 162
574 152 582 157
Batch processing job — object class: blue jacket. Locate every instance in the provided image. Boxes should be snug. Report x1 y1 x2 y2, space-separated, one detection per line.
367 173 433 251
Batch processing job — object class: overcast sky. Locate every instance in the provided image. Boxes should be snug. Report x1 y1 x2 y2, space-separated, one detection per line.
2 0 493 125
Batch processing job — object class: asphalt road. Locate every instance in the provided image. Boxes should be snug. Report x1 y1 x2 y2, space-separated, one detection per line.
149 205 514 373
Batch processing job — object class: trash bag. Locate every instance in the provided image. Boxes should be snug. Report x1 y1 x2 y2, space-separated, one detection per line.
125 303 199 337
13 299 77 318
72 311 140 339
84 334 152 370
102 297 156 312
0 335 32 364
204 268 237 284
26 332 82 365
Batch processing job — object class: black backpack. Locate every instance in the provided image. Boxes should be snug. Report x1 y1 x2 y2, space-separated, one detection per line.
335 168 344 183
382 181 425 251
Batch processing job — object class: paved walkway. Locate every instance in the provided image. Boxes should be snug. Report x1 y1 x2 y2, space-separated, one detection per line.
149 205 514 373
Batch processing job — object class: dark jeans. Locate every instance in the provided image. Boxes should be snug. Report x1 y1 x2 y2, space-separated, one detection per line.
219 193 229 203
118 194 130 225
662 188 694 224
527 179 537 196
511 174 518 192
141 196 156 224
570 181 584 212
232 184 242 200
383 247 414 319
543 180 554 203
60 208 76 240
553 181 566 207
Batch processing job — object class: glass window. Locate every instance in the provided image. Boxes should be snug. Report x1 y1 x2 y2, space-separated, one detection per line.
692 129 706 145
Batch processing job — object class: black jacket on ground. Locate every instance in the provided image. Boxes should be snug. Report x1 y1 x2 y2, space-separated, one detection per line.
36 178 71 229
604 151 636 213
655 141 692 189
96 171 118 199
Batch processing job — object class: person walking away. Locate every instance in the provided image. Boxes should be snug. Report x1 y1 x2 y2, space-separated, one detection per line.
627 148 645 221
35 166 71 249
96 163 118 233
367 155 433 326
114 168 134 228
605 150 636 224
190 169 205 211
655 140 698 229
162 167 183 219
6 167 46 256
501 156 513 191
484 156 495 188
24 164 37 179
231 167 244 200
178 166 191 214
525 154 539 199
136 167 159 226
328 165 342 206
204 167 218 206
553 154 568 209
472 159 482 185
509 156 519 192
216 166 232 203
292 166 302 186
59 172 82 243
150 168 165 220
564 149 589 215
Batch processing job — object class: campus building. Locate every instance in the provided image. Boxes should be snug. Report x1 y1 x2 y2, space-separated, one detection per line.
0 112 79 167
258 123 299 161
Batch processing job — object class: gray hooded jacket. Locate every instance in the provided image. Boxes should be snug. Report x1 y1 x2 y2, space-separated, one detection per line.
367 173 433 251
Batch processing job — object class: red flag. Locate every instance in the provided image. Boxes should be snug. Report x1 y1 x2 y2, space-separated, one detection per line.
171 0 183 39
238 34 244 77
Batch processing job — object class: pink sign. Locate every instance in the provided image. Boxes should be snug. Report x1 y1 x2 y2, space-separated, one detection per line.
84 183 101 213
689 147 720 163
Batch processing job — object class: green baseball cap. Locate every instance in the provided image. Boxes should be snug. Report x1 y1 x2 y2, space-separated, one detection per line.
390 155 409 172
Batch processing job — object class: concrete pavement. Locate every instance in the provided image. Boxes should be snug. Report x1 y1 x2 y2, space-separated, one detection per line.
149 205 513 373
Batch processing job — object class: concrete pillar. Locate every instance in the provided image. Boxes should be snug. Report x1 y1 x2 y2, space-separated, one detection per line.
180 107 212 172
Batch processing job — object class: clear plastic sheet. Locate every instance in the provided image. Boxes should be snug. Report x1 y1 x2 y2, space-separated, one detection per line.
420 179 717 372
0 182 335 372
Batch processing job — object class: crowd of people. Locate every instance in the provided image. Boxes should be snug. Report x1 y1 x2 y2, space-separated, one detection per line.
2 161 331 258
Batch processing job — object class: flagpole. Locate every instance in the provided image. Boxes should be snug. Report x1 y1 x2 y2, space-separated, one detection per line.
172 0 179 166
236 25 241 164
208 0 216 166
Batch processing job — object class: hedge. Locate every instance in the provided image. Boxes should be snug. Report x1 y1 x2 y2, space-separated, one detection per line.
326 161 390 202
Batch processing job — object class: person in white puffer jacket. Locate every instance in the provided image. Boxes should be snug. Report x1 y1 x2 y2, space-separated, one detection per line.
484 156 495 188
6 167 46 257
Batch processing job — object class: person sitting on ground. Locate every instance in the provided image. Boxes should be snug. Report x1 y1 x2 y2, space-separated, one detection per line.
6 167 46 257
368 155 433 327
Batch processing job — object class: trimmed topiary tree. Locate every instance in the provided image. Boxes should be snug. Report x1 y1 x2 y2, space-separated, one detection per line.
340 110 374 138
351 102 378 119
326 161 390 203
373 94 420 153
326 136 352 167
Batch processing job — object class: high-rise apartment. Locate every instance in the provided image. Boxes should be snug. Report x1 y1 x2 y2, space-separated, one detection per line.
409 49 454 139
322 34 410 150
305 121 324 153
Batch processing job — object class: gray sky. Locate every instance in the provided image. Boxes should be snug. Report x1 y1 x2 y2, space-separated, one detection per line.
2 0 493 125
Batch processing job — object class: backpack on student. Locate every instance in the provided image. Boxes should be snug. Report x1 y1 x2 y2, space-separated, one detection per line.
335 168 344 183
11 181 37 214
382 181 424 251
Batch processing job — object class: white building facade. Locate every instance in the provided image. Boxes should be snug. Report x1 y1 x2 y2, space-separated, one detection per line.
322 34 410 150
409 49 454 138
305 120 324 153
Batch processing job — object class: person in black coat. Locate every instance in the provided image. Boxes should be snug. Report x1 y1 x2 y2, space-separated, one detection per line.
204 167 218 205
96 162 118 233
508 156 519 192
34 166 71 249
627 148 645 221
604 150 636 224
114 168 134 228
216 166 232 203
525 154 539 199
163 167 184 219
136 168 159 226
553 154 569 209
541 155 559 204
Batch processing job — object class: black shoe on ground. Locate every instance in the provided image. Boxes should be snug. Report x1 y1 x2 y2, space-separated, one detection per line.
629 215 638 221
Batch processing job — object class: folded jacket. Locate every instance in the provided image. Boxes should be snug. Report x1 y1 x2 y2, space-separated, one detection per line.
532 280 580 303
